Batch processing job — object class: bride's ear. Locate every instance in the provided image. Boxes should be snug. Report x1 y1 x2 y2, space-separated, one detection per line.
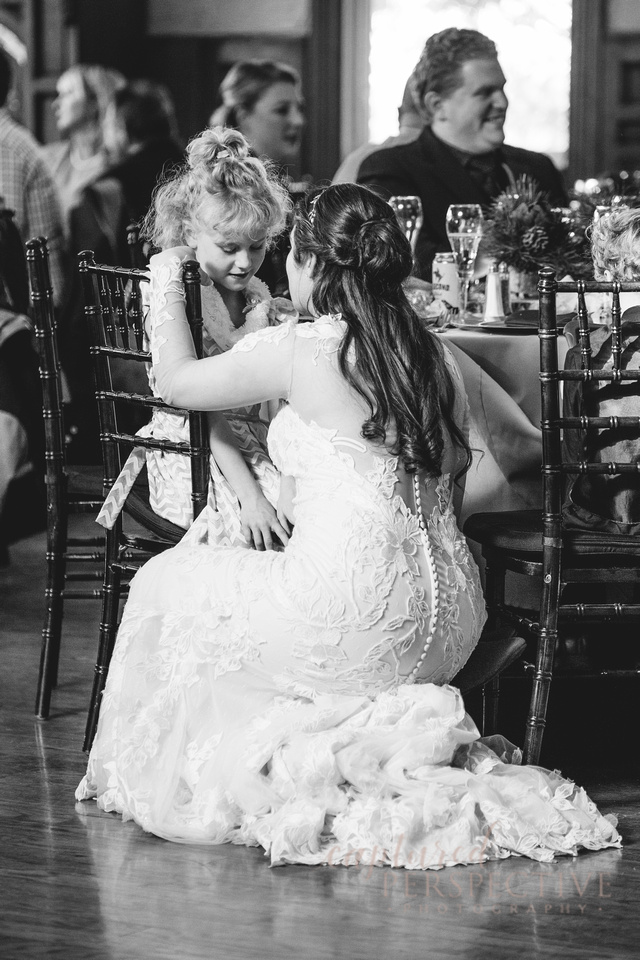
304 254 316 277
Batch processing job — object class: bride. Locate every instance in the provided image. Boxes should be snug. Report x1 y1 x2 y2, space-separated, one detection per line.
77 182 619 867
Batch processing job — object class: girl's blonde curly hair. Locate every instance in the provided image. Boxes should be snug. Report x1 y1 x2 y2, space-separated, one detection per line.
590 206 640 281
142 126 291 250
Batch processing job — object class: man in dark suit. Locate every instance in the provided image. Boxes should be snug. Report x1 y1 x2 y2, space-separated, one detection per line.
357 28 568 278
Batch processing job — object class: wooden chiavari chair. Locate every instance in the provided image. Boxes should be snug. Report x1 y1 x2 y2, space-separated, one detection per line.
78 250 209 750
464 268 640 764
27 237 105 721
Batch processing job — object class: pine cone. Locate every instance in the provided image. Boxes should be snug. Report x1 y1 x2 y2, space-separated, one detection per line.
521 225 548 252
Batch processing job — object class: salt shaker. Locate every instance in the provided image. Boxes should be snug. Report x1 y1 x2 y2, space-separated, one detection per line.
483 263 506 322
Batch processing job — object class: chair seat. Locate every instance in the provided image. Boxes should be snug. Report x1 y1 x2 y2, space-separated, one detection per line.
67 466 186 542
124 480 189 543
66 465 104 500
464 510 640 558
452 630 527 693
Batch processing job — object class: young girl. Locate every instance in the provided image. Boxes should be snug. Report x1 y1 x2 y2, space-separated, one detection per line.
128 127 296 549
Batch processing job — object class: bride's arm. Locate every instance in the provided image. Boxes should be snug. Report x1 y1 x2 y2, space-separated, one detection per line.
149 250 293 410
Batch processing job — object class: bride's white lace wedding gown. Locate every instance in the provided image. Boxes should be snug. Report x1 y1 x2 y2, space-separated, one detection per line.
77 265 620 867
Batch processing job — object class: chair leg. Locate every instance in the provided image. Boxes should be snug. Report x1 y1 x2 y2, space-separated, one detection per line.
482 677 500 735
83 528 122 752
523 566 560 765
35 506 67 719
483 557 506 629
523 624 556 765
479 558 506 735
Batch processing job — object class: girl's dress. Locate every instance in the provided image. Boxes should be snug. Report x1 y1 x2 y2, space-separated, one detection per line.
78 267 620 868
98 276 294 545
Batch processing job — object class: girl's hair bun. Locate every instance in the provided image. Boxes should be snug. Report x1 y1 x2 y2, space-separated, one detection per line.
187 126 250 173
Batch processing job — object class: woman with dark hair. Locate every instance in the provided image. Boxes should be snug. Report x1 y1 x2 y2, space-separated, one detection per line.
77 183 619 868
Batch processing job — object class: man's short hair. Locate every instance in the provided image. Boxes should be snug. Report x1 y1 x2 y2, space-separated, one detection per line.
412 28 498 108
0 45 13 107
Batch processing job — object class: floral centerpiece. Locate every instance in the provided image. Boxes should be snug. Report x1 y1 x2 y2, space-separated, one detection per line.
482 176 592 290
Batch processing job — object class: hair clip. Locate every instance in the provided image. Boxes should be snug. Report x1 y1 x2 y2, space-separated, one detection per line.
308 193 321 226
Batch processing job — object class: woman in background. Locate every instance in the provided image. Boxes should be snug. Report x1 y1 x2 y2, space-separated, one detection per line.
41 64 125 463
43 64 126 228
211 59 304 174
77 79 185 266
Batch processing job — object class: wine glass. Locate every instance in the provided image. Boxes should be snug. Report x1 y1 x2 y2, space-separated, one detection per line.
445 203 484 322
389 196 424 254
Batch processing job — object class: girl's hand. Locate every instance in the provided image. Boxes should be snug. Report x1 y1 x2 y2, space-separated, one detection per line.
240 492 290 551
271 298 299 323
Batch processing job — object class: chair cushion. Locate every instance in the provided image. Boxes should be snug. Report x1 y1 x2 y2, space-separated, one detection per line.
453 631 527 693
464 510 542 555
78 464 187 543
464 509 640 557
124 480 188 543
66 465 104 500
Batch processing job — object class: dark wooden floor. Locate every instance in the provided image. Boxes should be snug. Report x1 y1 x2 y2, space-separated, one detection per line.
1 519 639 960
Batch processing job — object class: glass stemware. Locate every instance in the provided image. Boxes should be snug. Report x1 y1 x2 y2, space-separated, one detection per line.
445 203 483 322
389 195 424 254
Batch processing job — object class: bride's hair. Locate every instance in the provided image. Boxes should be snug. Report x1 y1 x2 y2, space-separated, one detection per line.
292 183 470 477
142 127 290 250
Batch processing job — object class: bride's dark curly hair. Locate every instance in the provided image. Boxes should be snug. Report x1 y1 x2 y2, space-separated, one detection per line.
292 183 470 478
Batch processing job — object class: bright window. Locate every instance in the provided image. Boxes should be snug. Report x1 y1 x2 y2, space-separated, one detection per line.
369 0 572 170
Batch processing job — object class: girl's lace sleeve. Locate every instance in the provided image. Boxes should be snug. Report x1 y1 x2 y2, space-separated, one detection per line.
147 255 189 366
149 255 296 411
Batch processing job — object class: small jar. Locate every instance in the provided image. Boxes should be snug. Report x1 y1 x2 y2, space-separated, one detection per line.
498 262 511 315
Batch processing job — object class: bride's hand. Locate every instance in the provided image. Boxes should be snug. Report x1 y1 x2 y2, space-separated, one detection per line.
240 492 290 551
150 245 196 267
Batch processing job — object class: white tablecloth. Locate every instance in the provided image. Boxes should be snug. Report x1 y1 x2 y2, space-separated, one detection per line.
441 327 568 524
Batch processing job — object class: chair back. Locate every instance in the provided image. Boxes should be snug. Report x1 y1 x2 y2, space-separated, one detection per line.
77 251 209 529
27 237 106 722
538 267 640 611
26 237 66 502
77 251 209 751
539 269 640 518
126 222 147 269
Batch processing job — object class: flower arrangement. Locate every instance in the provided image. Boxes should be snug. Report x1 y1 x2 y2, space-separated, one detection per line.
482 175 592 279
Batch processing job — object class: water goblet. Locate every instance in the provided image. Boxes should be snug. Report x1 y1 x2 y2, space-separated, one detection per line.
389 195 424 254
445 203 484 322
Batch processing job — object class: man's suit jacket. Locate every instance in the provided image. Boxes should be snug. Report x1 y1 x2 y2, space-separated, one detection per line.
357 126 569 279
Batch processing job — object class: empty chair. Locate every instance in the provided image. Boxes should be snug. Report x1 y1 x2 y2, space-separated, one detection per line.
464 268 640 764
78 250 209 750
27 237 105 721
